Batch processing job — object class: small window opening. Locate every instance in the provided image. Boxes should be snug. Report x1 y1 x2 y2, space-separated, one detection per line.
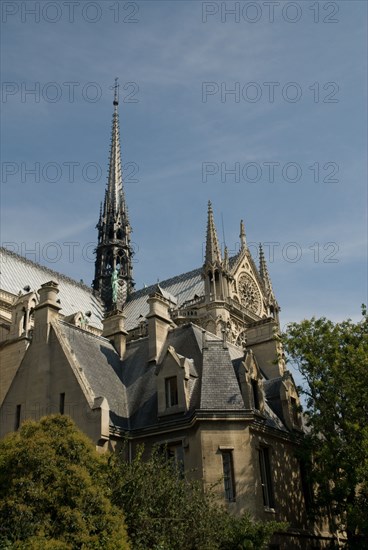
15 405 21 431
251 379 260 410
59 393 65 415
221 451 236 502
259 447 274 509
165 377 178 408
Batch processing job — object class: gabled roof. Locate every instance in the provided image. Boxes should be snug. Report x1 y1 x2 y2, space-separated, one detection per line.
56 321 205 431
21 316 289 435
121 324 204 430
0 247 103 330
57 320 129 427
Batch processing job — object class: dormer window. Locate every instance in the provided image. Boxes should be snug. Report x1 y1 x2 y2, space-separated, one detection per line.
157 347 195 416
165 376 178 408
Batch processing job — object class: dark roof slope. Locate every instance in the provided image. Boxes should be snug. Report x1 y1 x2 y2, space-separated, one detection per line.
201 339 245 410
57 319 289 434
264 378 284 422
58 321 129 428
121 324 203 430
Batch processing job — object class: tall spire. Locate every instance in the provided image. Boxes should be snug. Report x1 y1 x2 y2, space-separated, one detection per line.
93 78 134 312
239 219 246 250
205 201 222 267
105 77 127 217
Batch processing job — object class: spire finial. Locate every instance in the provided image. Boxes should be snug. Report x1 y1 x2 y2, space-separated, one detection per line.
113 77 119 106
240 219 246 250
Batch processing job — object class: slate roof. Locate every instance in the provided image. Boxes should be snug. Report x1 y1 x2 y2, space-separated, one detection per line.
123 249 257 331
58 320 129 427
264 378 285 423
56 317 289 434
57 321 205 431
121 324 204 430
0 247 248 333
0 246 207 332
123 253 244 331
201 339 245 410
2 247 288 432
124 267 204 331
0 247 103 330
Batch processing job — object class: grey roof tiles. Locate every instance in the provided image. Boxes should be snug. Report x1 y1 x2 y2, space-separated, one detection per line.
1 247 103 330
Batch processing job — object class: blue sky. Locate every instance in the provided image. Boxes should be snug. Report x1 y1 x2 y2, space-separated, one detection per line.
1 0 367 330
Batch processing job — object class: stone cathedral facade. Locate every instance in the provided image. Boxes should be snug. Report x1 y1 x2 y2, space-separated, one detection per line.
0 85 333 548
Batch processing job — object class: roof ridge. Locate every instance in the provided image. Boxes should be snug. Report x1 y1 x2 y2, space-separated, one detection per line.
0 246 94 293
128 254 237 303
128 265 203 301
58 319 109 342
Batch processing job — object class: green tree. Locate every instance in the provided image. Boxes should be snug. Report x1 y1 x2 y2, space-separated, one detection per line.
0 415 130 549
282 307 368 548
108 444 285 550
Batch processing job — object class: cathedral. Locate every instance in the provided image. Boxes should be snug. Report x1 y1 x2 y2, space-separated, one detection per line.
0 82 333 548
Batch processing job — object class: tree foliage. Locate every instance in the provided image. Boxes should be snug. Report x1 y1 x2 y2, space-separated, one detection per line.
0 414 286 550
108 445 285 550
0 415 130 549
282 306 368 548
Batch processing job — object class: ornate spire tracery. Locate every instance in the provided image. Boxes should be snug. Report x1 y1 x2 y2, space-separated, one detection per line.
93 78 134 312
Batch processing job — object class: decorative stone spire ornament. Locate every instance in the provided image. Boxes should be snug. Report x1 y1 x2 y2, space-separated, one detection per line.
239 219 247 250
259 243 273 294
93 78 134 312
223 246 230 271
259 243 279 321
205 201 222 269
